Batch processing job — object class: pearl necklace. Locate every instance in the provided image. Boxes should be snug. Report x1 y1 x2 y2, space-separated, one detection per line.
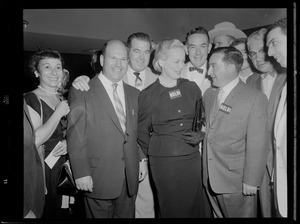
38 85 58 95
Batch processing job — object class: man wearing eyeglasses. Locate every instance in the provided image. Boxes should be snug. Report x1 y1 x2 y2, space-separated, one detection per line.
246 28 286 217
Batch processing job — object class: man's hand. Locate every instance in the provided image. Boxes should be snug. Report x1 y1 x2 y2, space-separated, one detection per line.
75 176 93 192
182 131 205 146
72 75 90 91
242 183 258 196
139 159 148 182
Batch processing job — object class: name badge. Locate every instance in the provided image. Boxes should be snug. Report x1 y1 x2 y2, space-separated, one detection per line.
169 89 182 99
219 103 232 114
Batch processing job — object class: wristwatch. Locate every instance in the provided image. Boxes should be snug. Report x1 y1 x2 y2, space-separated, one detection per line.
140 158 148 162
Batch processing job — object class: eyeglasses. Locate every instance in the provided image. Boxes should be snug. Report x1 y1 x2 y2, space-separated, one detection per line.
248 48 265 60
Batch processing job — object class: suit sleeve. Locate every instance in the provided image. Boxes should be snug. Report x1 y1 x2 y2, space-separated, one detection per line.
243 93 269 187
137 91 153 156
66 87 90 179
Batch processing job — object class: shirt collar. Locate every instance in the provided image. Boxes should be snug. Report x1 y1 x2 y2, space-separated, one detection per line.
221 76 240 96
99 71 124 88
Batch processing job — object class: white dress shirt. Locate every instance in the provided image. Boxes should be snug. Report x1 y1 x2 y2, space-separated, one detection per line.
219 76 240 104
182 61 211 95
98 72 126 116
261 72 277 100
126 66 146 91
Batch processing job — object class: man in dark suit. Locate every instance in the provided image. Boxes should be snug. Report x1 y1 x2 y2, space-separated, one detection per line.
70 32 158 218
67 40 147 218
246 28 287 217
24 99 45 218
203 47 269 217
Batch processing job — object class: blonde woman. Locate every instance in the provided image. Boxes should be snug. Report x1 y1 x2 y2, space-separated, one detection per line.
137 39 206 217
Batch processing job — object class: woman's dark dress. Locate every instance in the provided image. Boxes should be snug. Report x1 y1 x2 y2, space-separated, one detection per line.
25 92 68 218
138 78 210 218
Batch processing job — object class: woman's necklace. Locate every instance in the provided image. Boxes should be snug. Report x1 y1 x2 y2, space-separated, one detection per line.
38 85 58 95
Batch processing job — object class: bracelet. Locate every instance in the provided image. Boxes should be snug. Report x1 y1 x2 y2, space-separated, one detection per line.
140 158 148 162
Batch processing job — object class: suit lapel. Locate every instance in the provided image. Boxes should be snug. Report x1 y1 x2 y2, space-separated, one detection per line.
267 73 287 120
210 81 242 127
123 83 132 136
91 77 125 136
208 88 219 126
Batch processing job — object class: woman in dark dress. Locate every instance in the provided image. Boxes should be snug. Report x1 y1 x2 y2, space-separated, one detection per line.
137 39 206 218
24 50 70 218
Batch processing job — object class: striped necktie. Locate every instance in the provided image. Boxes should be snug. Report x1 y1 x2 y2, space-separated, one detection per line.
112 83 126 133
134 72 142 88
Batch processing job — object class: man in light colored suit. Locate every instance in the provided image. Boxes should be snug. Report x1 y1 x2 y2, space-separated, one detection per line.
67 40 147 218
266 18 287 218
203 46 269 217
71 33 158 218
247 27 287 217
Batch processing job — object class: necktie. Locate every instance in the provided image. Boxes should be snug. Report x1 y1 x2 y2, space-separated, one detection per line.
217 88 225 107
112 83 126 133
189 67 203 73
212 88 225 118
134 72 142 88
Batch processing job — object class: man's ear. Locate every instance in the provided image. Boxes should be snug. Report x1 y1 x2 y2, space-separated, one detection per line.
208 43 212 54
184 44 189 55
100 55 104 67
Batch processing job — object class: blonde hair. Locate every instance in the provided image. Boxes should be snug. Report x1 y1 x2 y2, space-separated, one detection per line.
152 39 185 72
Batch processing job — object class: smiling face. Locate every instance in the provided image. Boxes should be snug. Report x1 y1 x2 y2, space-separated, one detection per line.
267 27 287 68
186 33 212 68
161 47 186 81
128 38 151 72
35 58 63 89
100 40 129 82
208 52 236 88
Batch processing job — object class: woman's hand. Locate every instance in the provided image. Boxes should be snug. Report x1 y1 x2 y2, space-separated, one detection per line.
55 100 70 118
52 140 67 156
182 131 205 146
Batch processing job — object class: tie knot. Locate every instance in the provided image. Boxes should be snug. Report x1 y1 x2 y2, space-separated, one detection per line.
133 72 140 77
189 67 203 73
112 83 118 90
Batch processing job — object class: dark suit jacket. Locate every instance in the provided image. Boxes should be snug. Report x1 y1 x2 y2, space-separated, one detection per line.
67 75 142 199
246 72 287 178
203 80 269 194
23 99 45 217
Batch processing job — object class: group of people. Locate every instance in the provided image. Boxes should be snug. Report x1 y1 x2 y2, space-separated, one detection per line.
23 17 287 219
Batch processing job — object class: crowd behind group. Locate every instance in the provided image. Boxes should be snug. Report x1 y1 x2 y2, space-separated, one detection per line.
23 17 288 219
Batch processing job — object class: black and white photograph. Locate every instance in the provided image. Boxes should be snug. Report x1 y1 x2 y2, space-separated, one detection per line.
1 4 297 222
